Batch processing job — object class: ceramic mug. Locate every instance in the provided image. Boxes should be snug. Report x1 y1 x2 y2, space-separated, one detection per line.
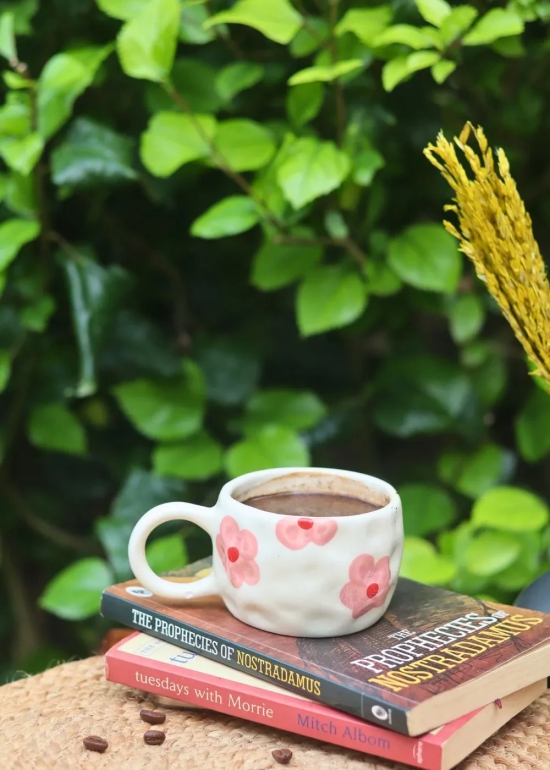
128 467 403 637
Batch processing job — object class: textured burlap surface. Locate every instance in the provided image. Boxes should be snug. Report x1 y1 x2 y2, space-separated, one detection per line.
0 656 548 770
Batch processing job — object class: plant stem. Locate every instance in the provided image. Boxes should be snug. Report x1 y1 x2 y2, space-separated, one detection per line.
1 538 42 663
273 233 367 266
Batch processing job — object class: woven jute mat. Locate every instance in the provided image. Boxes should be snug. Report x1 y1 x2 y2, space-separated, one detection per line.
0 656 549 770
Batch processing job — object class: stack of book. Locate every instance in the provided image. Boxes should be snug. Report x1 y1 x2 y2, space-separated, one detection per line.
101 558 550 770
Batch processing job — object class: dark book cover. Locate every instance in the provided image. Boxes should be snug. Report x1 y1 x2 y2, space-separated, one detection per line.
100 558 550 736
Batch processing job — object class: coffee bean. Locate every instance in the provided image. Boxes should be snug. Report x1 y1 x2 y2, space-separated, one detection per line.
83 736 108 753
272 748 292 764
140 709 166 725
144 730 166 746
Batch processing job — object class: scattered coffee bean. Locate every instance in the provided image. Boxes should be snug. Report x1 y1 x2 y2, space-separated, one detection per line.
272 748 292 764
140 709 166 725
144 730 166 746
83 736 108 753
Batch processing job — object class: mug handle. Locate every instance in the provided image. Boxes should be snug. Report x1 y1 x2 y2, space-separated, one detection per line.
128 502 220 601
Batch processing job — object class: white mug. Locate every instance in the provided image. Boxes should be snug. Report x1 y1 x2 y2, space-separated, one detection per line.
128 467 403 637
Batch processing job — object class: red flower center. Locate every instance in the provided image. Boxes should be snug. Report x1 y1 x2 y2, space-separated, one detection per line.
366 583 379 598
227 546 240 563
298 518 313 530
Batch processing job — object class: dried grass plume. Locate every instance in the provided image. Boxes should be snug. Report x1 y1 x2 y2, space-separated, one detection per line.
424 122 550 387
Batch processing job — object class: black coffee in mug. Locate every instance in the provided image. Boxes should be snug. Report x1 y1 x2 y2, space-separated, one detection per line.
242 492 381 517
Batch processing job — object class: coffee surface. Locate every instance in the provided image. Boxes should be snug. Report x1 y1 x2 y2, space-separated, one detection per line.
243 491 379 517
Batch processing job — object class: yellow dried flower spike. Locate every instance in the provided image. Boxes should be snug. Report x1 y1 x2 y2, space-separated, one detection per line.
424 122 550 388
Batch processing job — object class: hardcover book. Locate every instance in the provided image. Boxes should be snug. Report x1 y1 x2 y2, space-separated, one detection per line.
105 632 546 770
100 558 550 736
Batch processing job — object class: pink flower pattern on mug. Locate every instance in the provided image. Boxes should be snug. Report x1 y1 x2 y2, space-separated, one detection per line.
339 554 391 619
275 517 338 550
216 516 260 588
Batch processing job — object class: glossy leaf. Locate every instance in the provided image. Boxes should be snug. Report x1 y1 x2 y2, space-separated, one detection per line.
245 389 326 431
225 424 309 477
191 196 259 239
286 82 323 127
0 11 16 60
153 431 224 480
205 0 302 45
440 6 478 44
389 223 461 292
439 444 511 499
113 361 205 441
448 294 485 343
111 468 187 522
401 537 456 585
117 0 179 81
39 557 114 620
215 62 264 102
277 137 350 210
96 0 149 20
472 486 549 532
51 117 136 187
251 235 322 291
180 2 215 44
140 112 216 177
37 46 112 139
401 484 456 537
297 264 367 336
466 531 521 576
515 388 550 461
289 17 328 57
196 337 261 407
146 533 188 573
288 59 363 86
363 260 402 296
463 9 524 46
0 218 39 271
213 120 275 172
431 59 456 83
28 402 87 455
145 58 221 114
335 7 392 46
415 0 451 27
20 295 55 332
0 132 43 175
382 51 440 91
373 25 435 50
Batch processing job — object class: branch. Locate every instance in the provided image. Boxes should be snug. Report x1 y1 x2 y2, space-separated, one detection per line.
1 537 42 662
273 233 367 267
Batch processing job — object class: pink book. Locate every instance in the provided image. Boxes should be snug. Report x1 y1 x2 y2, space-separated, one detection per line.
105 632 545 770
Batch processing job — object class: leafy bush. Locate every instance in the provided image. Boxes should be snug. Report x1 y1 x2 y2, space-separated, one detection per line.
1 0 550 679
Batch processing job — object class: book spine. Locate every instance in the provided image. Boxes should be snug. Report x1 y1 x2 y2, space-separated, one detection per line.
101 592 410 735
106 649 441 770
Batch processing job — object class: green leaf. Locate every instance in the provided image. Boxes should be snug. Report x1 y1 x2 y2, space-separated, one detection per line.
324 211 348 239
382 50 440 91
95 518 133 579
96 0 150 20
0 132 43 175
245 389 326 432
251 235 322 291
5 170 35 216
288 59 363 86
401 537 456 585
448 294 485 343
335 7 392 46
146 533 188 574
0 348 10 392
39 557 114 620
140 112 216 177
195 336 261 407
286 82 323 128
373 24 436 50
353 147 385 187
0 11 16 60
277 137 350 210
180 2 216 45
465 531 521 576
470 349 507 408
297 264 367 337
374 355 472 437
415 0 451 27
0 218 39 270
51 117 137 188
113 361 205 441
64 254 129 397
440 444 511 499
516 388 550 462
213 120 275 172
37 46 112 139
215 62 264 102
153 431 224 480
431 59 456 83
363 260 402 296
289 17 328 57
28 402 87 455
401 484 456 537
472 486 549 532
146 58 222 114
112 468 187 522
117 0 180 81
388 223 461 293
0 0 38 35
20 295 55 332
3 70 32 89
439 6 478 45
191 196 260 239
225 424 309 478
205 0 302 45
463 9 523 46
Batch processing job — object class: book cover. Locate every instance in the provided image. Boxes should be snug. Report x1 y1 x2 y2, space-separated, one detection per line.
105 632 546 770
100 558 550 735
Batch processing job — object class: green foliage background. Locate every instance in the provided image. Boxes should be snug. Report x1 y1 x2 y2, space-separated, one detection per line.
2 0 550 680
